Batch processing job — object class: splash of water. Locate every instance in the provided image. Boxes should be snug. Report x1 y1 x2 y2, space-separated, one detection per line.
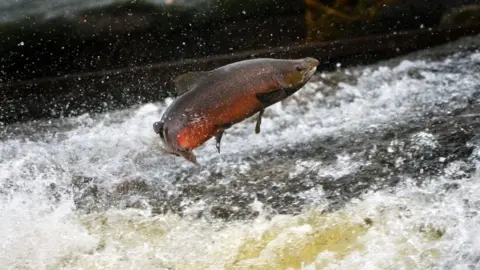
1 45 480 269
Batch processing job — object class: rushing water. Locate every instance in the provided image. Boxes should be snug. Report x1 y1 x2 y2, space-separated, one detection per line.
1 35 480 269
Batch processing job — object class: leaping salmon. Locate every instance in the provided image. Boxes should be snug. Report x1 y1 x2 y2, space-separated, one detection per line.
153 57 319 167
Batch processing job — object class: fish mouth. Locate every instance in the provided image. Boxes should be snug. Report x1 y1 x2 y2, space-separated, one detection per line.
305 57 320 68
302 59 319 82
305 65 317 78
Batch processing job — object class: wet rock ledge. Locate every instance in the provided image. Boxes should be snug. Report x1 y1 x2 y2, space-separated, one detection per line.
1 0 480 125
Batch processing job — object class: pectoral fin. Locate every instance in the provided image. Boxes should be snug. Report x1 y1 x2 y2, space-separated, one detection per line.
215 131 224 153
255 89 286 105
255 109 264 134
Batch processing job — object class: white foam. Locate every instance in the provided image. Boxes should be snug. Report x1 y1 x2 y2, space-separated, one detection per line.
0 51 479 268
303 164 480 269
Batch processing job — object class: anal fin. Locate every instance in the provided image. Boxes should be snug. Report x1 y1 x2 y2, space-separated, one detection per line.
215 131 224 153
214 122 233 154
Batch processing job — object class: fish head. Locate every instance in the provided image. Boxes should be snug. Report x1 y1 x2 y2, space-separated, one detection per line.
280 57 319 88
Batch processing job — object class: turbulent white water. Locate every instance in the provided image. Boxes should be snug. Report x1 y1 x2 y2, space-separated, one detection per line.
1 41 480 269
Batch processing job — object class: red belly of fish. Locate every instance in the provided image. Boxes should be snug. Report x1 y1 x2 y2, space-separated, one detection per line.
176 94 261 150
176 122 216 150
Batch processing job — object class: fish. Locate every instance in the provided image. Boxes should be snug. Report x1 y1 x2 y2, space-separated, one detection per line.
153 57 319 167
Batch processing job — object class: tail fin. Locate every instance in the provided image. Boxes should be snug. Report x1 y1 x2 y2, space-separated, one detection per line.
153 121 164 137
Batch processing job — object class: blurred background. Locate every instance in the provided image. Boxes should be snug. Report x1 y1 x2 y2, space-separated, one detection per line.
1 0 480 124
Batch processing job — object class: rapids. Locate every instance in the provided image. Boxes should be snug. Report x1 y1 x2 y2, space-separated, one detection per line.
1 34 480 269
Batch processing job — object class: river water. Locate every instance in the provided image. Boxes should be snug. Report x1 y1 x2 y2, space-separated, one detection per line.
1 35 480 269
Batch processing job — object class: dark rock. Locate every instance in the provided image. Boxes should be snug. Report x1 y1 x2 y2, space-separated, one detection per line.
441 4 480 26
2 1 480 125
0 0 306 83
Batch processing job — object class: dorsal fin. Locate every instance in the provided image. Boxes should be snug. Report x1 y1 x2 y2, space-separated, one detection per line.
173 71 209 96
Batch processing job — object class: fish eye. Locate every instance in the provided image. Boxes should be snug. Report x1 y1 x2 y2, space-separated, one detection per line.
296 66 304 72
